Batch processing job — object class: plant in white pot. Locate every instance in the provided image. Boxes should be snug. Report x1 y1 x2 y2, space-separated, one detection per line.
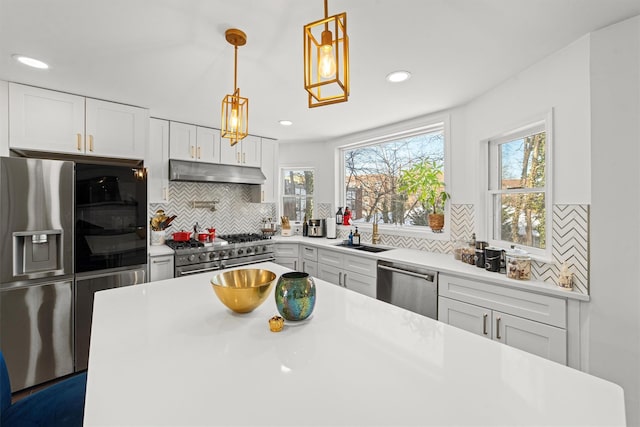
398 160 451 232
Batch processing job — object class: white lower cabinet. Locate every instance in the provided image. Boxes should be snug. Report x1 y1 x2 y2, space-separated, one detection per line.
149 254 174 282
438 274 567 364
317 248 376 298
274 243 300 271
300 245 318 277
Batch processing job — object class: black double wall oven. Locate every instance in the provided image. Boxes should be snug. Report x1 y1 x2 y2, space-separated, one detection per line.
74 162 147 370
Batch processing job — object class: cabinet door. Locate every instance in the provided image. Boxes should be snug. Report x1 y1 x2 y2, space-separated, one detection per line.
301 260 318 277
9 83 84 154
275 257 298 271
260 138 276 202
169 122 197 161
219 138 240 165
196 126 220 163
494 311 567 364
317 264 342 286
149 255 174 282
241 135 261 167
343 270 376 298
438 296 492 337
274 243 299 258
318 248 342 268
148 119 170 203
344 254 377 277
85 98 148 159
301 245 318 262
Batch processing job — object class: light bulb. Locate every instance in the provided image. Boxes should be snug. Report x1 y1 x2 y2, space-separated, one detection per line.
230 108 238 131
318 44 336 79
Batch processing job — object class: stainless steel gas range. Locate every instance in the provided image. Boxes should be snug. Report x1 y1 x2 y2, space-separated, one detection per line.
167 233 275 277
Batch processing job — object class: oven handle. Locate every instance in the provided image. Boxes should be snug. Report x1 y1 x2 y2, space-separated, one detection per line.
177 266 220 277
377 264 435 282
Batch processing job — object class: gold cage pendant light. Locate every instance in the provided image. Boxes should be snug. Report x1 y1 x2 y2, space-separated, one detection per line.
303 0 349 108
221 28 249 147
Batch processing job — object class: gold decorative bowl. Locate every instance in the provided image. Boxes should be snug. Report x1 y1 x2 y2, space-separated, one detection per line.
210 269 277 313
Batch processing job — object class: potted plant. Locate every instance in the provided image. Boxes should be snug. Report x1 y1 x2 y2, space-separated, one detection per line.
398 160 451 232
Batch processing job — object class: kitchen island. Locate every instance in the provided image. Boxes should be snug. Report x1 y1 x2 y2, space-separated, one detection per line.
83 262 624 426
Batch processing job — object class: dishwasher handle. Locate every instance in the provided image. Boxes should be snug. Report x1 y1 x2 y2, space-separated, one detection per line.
377 264 435 282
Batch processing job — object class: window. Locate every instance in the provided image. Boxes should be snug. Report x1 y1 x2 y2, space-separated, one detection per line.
281 168 314 222
340 121 448 232
487 118 551 258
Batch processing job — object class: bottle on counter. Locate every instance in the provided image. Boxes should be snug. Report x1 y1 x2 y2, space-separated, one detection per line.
336 207 343 225
353 227 361 245
348 229 354 246
302 214 309 237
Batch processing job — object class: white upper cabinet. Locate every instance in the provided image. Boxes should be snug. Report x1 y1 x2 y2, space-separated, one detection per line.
85 98 147 159
196 126 221 163
9 83 147 159
260 138 277 203
148 118 170 203
220 134 261 167
169 121 220 163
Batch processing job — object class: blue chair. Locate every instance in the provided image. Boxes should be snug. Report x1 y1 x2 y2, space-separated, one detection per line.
0 351 87 427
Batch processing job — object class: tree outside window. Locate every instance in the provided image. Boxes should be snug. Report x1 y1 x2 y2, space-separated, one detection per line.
342 125 445 228
488 123 549 255
282 169 314 222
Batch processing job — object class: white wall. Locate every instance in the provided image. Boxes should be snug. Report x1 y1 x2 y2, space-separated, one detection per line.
461 35 591 205
588 15 640 426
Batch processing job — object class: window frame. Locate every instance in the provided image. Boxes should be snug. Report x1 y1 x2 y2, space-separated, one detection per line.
280 166 315 223
337 115 451 239
484 111 553 261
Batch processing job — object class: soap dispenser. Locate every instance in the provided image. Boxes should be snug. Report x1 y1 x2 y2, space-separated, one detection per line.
353 227 361 245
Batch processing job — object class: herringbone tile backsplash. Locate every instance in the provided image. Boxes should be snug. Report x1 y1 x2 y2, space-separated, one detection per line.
337 203 590 294
149 182 276 235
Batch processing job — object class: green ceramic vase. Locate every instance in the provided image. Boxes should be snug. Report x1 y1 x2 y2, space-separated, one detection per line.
274 272 316 321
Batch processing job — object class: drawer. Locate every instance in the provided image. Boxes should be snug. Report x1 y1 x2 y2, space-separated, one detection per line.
301 245 318 261
274 243 299 258
344 254 377 277
318 248 342 267
439 274 566 328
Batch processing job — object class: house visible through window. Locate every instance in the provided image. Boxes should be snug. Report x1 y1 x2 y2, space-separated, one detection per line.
341 121 447 230
282 168 314 222
487 119 550 257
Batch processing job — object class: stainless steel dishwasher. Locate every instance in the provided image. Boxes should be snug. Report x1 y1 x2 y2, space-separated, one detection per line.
376 260 438 319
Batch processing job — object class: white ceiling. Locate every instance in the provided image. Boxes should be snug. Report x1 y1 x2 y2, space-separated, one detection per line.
1 0 639 144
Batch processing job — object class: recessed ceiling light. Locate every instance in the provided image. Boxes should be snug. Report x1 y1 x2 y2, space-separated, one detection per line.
386 70 411 83
12 54 49 69
279 120 293 126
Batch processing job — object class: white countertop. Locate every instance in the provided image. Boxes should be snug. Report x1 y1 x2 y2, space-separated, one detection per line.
273 235 589 301
84 262 623 426
148 244 174 256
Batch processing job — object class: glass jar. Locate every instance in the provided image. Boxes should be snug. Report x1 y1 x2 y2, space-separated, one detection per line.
506 248 531 280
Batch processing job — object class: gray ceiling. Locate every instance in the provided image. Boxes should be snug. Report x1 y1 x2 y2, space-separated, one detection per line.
1 0 639 144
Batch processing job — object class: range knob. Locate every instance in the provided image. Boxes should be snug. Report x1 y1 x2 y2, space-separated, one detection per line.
262 245 268 252
219 251 226 258
237 248 244 255
199 253 208 261
188 254 196 262
246 247 253 254
209 252 216 260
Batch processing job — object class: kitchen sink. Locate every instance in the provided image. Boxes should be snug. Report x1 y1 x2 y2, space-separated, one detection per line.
335 243 390 253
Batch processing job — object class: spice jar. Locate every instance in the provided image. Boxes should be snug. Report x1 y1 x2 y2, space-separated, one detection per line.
505 248 531 280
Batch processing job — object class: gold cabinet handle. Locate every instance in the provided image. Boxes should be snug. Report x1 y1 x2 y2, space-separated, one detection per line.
262 190 264 202
496 317 501 340
197 146 201 159
89 135 94 152
237 152 240 163
483 313 488 335
242 152 246 164
76 133 82 151
190 146 195 158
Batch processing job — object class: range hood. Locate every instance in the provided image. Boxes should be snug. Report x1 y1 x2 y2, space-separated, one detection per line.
169 159 266 185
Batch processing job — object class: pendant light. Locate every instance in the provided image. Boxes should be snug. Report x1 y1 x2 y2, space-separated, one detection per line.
221 28 249 147
303 0 349 108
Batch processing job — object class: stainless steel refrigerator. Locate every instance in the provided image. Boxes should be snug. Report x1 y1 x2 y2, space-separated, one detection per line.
0 156 75 392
